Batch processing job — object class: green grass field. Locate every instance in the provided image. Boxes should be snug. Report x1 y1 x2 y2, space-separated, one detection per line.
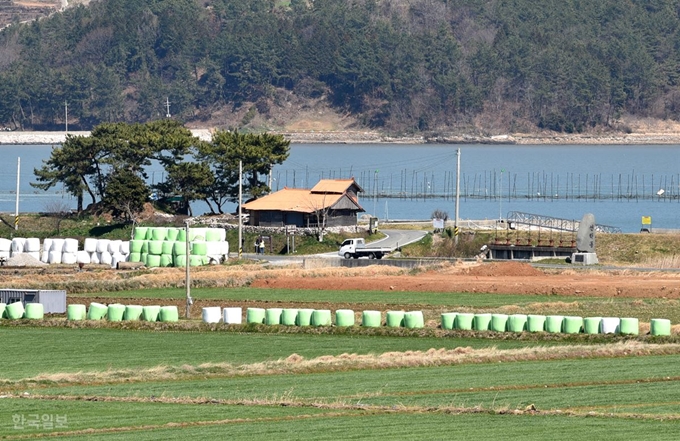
2 287 680 439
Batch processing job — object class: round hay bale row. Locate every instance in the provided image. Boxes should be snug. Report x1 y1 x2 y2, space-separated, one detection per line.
77 303 173 322
439 312 656 336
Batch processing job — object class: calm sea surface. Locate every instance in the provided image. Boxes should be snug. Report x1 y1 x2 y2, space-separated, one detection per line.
2 143 679 233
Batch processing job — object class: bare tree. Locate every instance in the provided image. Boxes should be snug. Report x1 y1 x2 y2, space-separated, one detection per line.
43 200 72 235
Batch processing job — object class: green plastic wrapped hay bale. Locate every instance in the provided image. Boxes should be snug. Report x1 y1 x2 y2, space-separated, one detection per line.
545 315 564 333
87 302 108 320
563 316 583 334
67 304 86 321
160 306 179 322
140 253 148 265
507 314 528 333
160 254 173 267
130 240 144 253
527 315 546 332
5 302 24 319
335 309 355 327
404 311 424 329
473 313 492 331
124 305 143 321
0 302 5 319
147 240 164 255
246 307 266 324
619 317 639 335
25 303 43 320
189 255 203 266
177 228 187 242
173 241 187 256
296 309 314 326
107 304 126 321
142 305 160 322
128 252 142 263
161 241 174 255
386 310 405 328
312 309 332 327
146 254 161 267
361 310 382 327
491 314 509 332
205 229 222 242
455 313 474 330
651 318 671 336
440 312 456 330
281 309 298 326
166 228 179 241
584 317 602 334
140 241 149 253
151 227 167 241
174 255 187 268
265 308 283 325
133 227 148 240
191 241 208 256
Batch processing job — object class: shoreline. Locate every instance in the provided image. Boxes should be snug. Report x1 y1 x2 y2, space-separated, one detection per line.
1 130 680 145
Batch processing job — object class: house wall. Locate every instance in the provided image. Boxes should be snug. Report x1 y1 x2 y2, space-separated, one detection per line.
253 210 305 227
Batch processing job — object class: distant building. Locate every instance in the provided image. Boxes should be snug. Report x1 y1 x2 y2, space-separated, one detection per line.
243 179 364 227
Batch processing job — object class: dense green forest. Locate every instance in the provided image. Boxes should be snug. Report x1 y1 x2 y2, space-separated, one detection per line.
0 0 679 134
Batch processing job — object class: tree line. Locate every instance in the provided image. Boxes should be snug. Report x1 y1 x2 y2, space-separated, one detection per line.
2 0 680 133
32 120 290 218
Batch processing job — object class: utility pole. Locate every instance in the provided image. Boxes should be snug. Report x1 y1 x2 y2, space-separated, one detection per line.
373 169 378 217
238 160 243 258
499 169 504 220
185 220 192 318
455 149 460 245
15 157 20 231
165 98 171 118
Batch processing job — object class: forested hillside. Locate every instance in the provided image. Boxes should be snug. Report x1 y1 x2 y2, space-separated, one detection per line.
0 0 679 135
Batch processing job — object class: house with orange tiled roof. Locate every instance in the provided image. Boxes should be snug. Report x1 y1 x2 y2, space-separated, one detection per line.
242 179 364 227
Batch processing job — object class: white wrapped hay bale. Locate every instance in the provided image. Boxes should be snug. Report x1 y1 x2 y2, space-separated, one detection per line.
99 251 113 266
190 228 207 241
108 240 122 254
61 252 77 264
50 238 65 252
63 238 78 253
24 238 41 252
111 252 125 268
90 252 100 265
0 238 11 252
76 250 91 264
84 238 98 253
96 239 110 253
0 250 9 259
206 241 222 263
11 238 25 253
42 238 53 258
120 241 130 255
48 249 62 264
220 241 229 256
